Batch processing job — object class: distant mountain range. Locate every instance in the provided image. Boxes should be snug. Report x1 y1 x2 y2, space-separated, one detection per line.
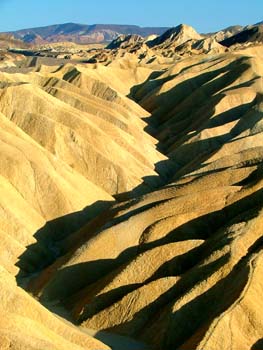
2 21 262 47
3 23 170 44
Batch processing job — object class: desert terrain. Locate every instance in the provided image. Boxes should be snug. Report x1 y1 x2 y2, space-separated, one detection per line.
0 22 262 350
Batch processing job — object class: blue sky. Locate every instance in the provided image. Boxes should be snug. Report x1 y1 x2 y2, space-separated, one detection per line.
0 0 262 33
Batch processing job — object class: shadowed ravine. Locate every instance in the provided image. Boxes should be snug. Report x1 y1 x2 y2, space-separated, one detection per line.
0 28 263 349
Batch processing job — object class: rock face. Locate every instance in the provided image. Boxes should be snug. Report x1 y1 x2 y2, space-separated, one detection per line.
147 24 203 48
77 24 226 65
106 35 144 50
144 24 225 59
221 24 263 47
0 24 263 350
0 266 109 350
206 25 243 42
0 59 174 279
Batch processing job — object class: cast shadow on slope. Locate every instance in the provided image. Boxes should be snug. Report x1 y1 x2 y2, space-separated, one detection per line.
129 57 256 138
13 55 263 348
24 187 262 320
15 199 114 281
14 63 263 283
120 95 261 199
11 63 252 276
252 339 263 350
101 203 263 349
163 234 263 350
113 159 176 201
116 72 257 200
93 229 262 349
15 96 261 293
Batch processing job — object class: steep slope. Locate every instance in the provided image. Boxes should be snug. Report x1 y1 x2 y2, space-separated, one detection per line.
106 34 144 50
0 55 180 283
88 24 224 65
132 50 263 178
169 37 226 56
0 110 114 277
0 63 171 199
8 23 238 67
22 48 263 350
221 24 263 47
0 34 263 349
0 266 109 350
206 25 243 42
145 24 225 58
0 54 172 349
147 24 203 48
29 150 263 350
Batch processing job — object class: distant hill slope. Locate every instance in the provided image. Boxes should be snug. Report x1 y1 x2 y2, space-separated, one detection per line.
3 23 169 44
205 25 243 41
221 24 263 47
0 34 29 49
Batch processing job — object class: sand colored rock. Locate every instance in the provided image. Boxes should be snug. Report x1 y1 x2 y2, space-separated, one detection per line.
0 266 109 350
0 63 170 198
221 24 263 48
0 33 262 350
147 24 203 48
